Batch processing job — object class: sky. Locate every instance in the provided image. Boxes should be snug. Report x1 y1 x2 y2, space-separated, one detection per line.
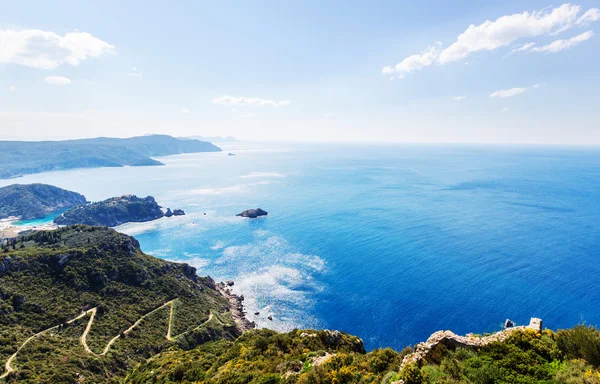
1 0 599 144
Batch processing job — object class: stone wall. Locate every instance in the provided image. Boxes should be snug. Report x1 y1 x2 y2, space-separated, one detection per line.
398 318 543 373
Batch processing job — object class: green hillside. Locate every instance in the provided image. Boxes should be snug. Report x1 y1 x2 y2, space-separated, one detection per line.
0 226 238 383
54 195 164 227
0 184 86 220
126 325 600 384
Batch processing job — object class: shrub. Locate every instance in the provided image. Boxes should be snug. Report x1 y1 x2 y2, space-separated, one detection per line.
557 325 600 367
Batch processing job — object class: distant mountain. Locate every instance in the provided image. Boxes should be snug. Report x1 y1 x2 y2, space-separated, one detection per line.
54 195 164 227
0 184 87 220
185 135 240 142
0 135 222 179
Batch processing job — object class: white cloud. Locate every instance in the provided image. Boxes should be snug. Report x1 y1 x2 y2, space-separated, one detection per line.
490 83 543 99
382 4 598 77
8 86 16 92
44 76 71 86
489 87 527 98
381 66 394 75
510 42 537 54
180 108 191 114
577 8 600 25
454 96 467 101
531 30 594 53
0 29 115 69
213 95 291 107
391 45 441 77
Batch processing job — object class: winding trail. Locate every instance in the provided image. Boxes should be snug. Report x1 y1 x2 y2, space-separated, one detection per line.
80 299 178 356
0 310 89 379
1 298 219 379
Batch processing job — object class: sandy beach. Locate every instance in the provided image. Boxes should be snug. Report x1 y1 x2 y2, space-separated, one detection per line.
0 217 58 240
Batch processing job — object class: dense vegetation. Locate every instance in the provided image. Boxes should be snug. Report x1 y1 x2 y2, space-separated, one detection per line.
0 135 221 179
126 325 600 384
54 195 165 227
0 184 86 220
0 226 237 383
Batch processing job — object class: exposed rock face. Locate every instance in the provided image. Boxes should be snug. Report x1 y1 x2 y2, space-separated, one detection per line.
164 208 184 217
505 319 514 328
236 208 268 218
54 195 164 227
216 281 256 332
398 317 544 373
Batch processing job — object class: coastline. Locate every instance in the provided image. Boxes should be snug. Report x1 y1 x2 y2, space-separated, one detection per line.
216 280 256 332
0 216 58 240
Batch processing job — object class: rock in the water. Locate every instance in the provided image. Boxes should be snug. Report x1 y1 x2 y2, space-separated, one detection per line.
236 208 268 218
225 280 234 287
173 209 185 216
254 312 260 316
267 315 273 321
504 319 514 328
165 208 173 217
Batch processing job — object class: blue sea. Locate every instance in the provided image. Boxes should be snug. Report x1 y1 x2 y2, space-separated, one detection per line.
3 142 600 350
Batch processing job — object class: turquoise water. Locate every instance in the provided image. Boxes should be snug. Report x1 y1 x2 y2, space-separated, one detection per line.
13 208 67 226
2 142 600 350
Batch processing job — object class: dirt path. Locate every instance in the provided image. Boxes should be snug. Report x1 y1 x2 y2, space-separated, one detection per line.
0 310 89 379
1 299 218 379
81 299 177 356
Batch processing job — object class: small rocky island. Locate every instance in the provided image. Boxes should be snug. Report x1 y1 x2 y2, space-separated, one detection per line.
0 183 87 220
236 208 268 218
54 195 184 227
164 208 185 217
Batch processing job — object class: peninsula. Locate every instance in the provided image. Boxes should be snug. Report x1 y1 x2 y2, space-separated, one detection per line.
54 195 167 227
0 134 221 179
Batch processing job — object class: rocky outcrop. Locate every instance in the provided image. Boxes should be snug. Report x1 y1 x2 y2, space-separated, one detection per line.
236 208 268 218
398 318 543 373
216 281 256 332
165 208 184 218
